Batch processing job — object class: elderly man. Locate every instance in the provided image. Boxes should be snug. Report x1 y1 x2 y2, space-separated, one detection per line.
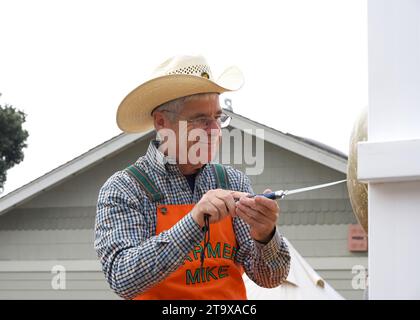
94 55 290 300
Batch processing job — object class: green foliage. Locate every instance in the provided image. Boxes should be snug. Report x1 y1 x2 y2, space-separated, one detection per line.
0 94 29 192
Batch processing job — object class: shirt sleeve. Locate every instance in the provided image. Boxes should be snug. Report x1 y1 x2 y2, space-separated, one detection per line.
94 172 204 300
231 169 291 288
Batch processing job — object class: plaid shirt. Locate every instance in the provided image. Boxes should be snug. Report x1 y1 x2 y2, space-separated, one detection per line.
94 140 290 299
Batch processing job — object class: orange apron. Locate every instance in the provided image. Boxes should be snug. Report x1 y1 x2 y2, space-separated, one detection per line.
134 203 247 300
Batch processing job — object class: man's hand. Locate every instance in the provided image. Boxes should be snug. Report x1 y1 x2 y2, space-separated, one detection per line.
234 189 279 244
191 189 249 228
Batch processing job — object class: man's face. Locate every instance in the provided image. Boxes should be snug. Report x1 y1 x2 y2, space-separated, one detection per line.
156 93 223 167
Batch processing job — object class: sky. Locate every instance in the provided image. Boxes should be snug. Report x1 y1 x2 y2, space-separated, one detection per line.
0 0 368 196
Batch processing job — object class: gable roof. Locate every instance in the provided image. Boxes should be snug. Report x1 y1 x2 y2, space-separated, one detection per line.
0 110 347 216
228 111 347 171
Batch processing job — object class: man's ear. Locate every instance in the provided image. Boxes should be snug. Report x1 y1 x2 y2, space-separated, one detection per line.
153 112 166 130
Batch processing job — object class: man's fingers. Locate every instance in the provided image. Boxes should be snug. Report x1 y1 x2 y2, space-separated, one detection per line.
239 196 278 221
216 193 236 217
205 201 222 223
209 197 228 219
235 206 267 229
235 206 257 227
214 190 250 217
230 190 250 200
236 202 273 225
254 196 279 213
206 189 279 221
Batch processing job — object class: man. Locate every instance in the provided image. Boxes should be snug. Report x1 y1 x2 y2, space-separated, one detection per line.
94 55 290 300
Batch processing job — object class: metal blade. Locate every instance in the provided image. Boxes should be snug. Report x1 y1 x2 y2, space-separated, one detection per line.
276 179 346 198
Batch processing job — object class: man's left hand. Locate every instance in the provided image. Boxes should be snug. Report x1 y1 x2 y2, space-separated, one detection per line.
234 189 279 244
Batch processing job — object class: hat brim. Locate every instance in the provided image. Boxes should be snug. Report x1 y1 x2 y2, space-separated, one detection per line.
116 67 244 133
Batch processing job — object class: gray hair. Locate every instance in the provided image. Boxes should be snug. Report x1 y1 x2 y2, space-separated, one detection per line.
152 92 219 122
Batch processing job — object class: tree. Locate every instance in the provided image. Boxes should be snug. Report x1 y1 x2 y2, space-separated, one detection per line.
0 93 29 193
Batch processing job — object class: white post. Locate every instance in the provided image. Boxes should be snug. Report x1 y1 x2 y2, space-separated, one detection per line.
358 0 420 299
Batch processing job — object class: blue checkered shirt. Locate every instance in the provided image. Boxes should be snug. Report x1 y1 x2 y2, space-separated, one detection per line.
94 140 290 299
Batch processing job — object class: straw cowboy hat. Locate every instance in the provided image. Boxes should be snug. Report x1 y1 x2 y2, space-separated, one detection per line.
116 55 244 133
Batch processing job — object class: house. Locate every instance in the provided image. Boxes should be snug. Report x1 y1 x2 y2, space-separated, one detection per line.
0 110 367 299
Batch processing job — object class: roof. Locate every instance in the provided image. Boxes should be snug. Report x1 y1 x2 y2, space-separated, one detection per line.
226 110 347 172
0 111 348 216
285 132 348 159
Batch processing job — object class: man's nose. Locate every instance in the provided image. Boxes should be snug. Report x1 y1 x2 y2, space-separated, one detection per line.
206 119 221 132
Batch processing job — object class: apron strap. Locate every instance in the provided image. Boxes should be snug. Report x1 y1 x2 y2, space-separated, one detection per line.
210 163 231 190
124 163 229 201
124 165 164 202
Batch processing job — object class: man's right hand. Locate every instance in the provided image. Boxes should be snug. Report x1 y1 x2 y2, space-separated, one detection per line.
191 189 249 228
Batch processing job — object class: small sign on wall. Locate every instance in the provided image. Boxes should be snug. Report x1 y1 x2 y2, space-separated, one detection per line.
348 224 368 252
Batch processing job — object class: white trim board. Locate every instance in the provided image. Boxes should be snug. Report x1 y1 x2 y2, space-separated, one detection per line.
358 139 420 183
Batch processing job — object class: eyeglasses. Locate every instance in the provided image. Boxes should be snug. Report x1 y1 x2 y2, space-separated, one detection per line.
162 111 232 129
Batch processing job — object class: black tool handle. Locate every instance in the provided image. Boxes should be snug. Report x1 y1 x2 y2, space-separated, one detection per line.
247 192 277 200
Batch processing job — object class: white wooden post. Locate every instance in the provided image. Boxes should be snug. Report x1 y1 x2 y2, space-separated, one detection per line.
358 0 420 299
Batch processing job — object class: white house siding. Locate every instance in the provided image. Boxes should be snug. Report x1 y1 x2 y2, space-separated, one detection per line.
0 131 367 299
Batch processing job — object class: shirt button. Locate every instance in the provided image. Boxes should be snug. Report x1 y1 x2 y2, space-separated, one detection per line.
160 207 168 215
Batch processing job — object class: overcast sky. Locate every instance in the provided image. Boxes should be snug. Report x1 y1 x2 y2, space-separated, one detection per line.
0 0 367 196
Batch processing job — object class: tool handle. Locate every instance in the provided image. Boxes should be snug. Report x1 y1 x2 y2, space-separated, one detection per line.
247 192 277 200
